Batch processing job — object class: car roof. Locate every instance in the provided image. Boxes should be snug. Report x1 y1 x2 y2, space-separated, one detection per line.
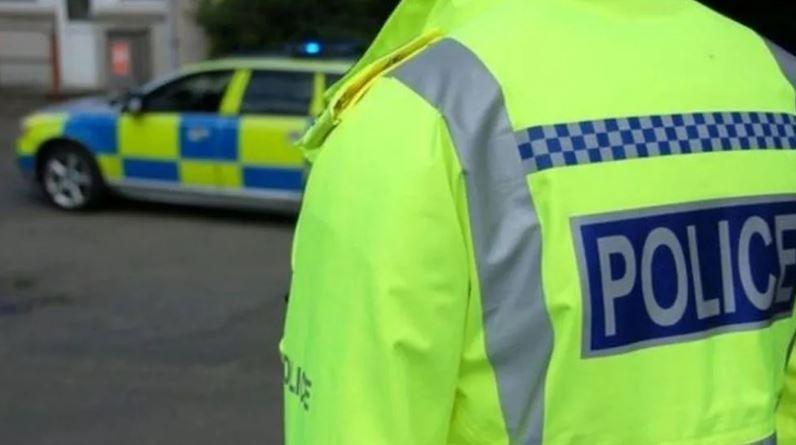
185 57 355 75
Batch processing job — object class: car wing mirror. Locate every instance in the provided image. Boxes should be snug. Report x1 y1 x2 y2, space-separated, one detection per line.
124 94 144 114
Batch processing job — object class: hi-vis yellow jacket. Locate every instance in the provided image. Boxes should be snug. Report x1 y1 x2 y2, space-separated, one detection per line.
282 1 796 443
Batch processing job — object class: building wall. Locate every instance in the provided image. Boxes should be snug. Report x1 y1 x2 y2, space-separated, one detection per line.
91 0 168 90
0 0 56 90
0 0 209 93
0 28 52 88
175 0 208 66
60 23 102 90
150 20 170 77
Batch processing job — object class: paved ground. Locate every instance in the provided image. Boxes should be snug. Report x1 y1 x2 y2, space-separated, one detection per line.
0 95 291 444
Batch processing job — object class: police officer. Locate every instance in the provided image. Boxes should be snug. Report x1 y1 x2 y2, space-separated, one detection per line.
282 0 796 443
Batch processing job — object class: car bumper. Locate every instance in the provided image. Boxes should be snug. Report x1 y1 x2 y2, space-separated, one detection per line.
16 140 36 182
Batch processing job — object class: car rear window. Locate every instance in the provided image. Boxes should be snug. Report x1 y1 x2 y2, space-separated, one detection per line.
240 70 314 116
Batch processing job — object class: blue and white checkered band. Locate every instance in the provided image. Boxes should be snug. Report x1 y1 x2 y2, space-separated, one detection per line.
515 112 796 174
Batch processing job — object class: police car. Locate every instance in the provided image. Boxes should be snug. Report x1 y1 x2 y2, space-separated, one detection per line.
15 45 353 212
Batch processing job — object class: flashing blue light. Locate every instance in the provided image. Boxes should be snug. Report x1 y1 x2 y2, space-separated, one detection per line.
304 42 322 55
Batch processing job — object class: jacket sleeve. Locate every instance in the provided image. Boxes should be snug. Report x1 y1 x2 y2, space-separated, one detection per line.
779 345 796 444
281 76 470 444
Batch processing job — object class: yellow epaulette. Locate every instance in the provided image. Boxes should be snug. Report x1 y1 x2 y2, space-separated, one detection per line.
298 31 443 163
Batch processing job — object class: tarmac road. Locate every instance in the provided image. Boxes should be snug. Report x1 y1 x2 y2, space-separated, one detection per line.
0 94 290 444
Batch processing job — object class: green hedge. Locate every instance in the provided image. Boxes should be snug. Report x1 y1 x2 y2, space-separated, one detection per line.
196 0 398 56
195 0 794 57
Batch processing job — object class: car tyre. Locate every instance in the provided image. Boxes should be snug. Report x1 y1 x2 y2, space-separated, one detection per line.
39 144 106 211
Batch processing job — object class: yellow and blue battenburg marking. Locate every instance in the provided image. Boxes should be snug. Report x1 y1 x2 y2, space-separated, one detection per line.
516 112 796 173
43 111 305 192
17 155 35 172
16 113 66 176
64 114 118 154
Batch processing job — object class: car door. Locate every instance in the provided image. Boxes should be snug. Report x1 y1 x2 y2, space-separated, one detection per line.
234 69 317 198
118 70 234 190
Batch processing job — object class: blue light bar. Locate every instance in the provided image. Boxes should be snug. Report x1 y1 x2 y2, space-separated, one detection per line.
303 41 322 55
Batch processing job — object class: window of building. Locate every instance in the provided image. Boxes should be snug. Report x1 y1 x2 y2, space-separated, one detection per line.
240 71 314 116
67 0 92 21
145 70 234 113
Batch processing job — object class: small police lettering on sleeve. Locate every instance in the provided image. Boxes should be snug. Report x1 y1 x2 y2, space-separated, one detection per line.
282 353 312 411
573 196 796 357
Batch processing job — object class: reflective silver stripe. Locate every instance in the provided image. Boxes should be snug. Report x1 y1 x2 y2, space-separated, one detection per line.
391 39 554 445
749 434 777 445
765 39 796 90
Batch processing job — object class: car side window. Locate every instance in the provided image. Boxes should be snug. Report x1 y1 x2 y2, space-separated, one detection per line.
240 70 313 116
145 71 234 113
326 73 344 87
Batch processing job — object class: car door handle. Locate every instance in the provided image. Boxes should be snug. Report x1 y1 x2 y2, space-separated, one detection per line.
187 126 211 142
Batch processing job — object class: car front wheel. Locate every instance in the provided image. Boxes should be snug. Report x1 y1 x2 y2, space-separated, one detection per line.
39 145 105 211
